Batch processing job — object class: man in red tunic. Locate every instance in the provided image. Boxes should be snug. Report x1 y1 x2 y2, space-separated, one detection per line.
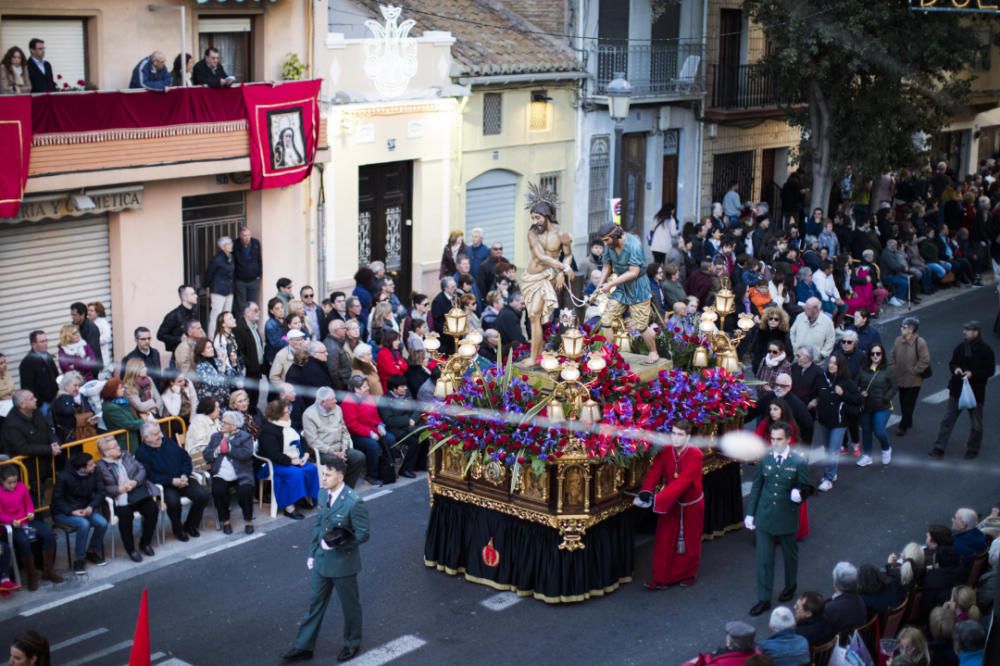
634 420 705 589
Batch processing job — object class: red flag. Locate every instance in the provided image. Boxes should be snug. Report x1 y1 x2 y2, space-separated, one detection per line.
0 94 32 218
128 588 151 666
241 80 321 190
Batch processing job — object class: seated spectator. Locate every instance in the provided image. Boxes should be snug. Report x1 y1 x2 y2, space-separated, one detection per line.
890 627 930 666
341 376 391 488
276 382 304 433
129 51 169 91
380 375 422 479
952 620 985 666
2 390 63 491
269 329 308 386
823 561 867 644
52 371 97 443
100 378 149 454
662 262 687 307
204 411 256 535
95 436 159 562
404 349 436 405
57 324 99 382
301 387 366 488
886 542 926 593
758 606 809 666
405 318 427 358
923 539 964 619
793 591 834 647
134 422 209 543
194 338 239 406
950 507 986 569
351 343 382 398
191 47 234 87
481 292 504 331
51 452 108 575
928 603 959 666
122 358 163 418
976 500 1000 539
0 466 63 590
975 538 1000 614
375 331 408 394
284 343 333 413
857 563 903 619
186 397 222 455
161 374 198 424
228 390 261 441
684 621 758 665
479 329 500 365
926 523 956 567
257 399 320 520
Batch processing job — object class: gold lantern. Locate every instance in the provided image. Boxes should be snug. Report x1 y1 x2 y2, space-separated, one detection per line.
465 330 484 346
585 354 607 374
540 351 560 373
561 328 586 359
434 375 456 398
560 362 581 383
548 401 566 424
579 399 601 425
692 345 710 368
719 348 740 374
444 308 468 337
457 340 478 359
737 313 756 333
423 332 442 355
714 286 735 317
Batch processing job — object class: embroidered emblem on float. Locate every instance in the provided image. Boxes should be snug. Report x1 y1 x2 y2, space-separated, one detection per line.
482 538 500 567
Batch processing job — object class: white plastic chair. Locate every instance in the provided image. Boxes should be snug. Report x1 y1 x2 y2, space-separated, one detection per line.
675 54 701 91
253 452 279 518
153 474 208 544
104 496 162 560
2 524 20 587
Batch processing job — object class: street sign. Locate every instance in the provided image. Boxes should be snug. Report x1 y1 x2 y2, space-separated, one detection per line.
910 0 1000 13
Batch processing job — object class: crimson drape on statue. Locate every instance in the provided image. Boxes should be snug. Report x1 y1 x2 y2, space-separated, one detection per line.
0 95 32 217
241 79 321 190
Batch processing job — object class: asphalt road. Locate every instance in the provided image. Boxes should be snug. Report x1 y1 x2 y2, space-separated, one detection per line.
3 285 999 666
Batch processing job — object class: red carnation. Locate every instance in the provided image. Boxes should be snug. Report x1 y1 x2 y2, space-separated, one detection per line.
62 82 69 88
77 79 85 86
56 74 63 80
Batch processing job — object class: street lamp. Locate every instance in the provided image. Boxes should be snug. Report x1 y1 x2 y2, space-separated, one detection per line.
606 72 632 221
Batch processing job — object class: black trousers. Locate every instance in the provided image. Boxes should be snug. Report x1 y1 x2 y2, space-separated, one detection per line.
898 385 921 430
162 482 210 531
116 497 159 552
211 477 254 523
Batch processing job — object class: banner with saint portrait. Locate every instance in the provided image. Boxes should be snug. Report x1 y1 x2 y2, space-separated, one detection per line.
241 80 322 190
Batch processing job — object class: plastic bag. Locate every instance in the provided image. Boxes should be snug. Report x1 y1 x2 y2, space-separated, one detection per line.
830 630 874 666
958 376 977 410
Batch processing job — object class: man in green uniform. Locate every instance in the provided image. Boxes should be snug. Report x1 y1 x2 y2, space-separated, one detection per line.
282 457 370 662
745 421 812 617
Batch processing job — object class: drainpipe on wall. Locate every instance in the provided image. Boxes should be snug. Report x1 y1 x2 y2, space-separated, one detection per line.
316 163 327 295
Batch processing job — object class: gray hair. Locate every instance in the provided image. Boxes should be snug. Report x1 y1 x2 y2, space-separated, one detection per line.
348 375 368 391
833 561 858 593
484 328 500 341
97 436 117 453
769 606 796 633
12 389 33 408
954 620 986 653
277 382 295 398
353 343 372 360
440 277 456 291
956 507 978 530
796 345 816 361
217 235 233 249
901 316 920 331
368 260 385 274
989 538 1000 569
221 410 245 429
315 386 336 403
309 341 326 355
805 296 822 309
140 422 161 440
59 371 84 390
862 249 875 261
839 329 859 343
243 301 259 315
798 266 813 278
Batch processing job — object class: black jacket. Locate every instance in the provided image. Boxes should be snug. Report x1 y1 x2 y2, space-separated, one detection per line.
233 237 262 282
815 373 863 428
119 347 163 383
233 316 264 379
51 468 105 516
204 251 235 296
157 304 198 352
823 592 867 644
378 395 419 440
790 363 824 405
191 59 230 88
258 420 294 466
27 58 55 93
323 336 352 391
0 408 55 457
430 291 456 354
946 335 996 401
78 318 104 366
18 351 59 403
495 306 527 346
405 364 433 401
794 615 835 648
285 359 332 412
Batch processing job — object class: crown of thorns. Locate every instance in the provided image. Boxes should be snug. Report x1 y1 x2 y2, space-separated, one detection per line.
525 182 559 212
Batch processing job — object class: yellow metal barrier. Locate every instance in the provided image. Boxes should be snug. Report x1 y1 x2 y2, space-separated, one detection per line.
156 415 188 441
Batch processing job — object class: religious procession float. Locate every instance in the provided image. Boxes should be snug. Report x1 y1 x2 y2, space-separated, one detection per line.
419 284 757 603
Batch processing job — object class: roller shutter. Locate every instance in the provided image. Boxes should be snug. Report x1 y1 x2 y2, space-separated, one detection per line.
0 217 111 386
0 18 87 89
465 170 518 265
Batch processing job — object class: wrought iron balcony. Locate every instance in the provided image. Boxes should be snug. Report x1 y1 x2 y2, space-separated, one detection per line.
709 63 783 110
592 42 705 98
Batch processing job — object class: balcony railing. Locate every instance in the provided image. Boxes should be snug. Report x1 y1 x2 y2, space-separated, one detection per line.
709 63 783 110
592 42 705 98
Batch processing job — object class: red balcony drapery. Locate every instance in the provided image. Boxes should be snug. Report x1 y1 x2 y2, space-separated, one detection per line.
0 95 32 217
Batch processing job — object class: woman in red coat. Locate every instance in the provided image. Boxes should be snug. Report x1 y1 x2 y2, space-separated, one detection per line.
754 399 810 540
635 420 705 589
375 330 408 395
340 375 392 486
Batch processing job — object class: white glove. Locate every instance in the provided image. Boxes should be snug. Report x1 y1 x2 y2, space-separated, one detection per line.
744 516 755 531
632 495 652 508
790 488 802 504
306 557 314 571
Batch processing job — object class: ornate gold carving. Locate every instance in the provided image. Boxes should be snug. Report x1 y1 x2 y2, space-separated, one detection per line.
595 463 619 501
556 518 588 551
562 465 586 512
518 468 549 501
483 460 505 486
440 447 467 481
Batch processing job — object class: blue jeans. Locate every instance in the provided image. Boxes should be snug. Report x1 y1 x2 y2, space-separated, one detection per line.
927 263 946 279
53 512 109 559
884 274 908 300
861 409 891 455
10 520 55 555
816 423 847 482
351 432 396 477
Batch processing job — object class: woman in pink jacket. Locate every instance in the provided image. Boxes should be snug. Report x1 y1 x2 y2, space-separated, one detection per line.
0 466 63 590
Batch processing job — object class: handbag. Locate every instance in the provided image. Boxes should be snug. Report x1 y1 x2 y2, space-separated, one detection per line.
917 337 932 379
958 376 977 410
830 629 874 666
127 483 153 505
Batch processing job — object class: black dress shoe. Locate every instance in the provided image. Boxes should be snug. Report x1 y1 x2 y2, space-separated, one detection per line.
283 510 306 521
245 524 255 534
337 646 361 662
778 586 796 602
895 427 908 437
222 523 233 535
173 528 190 543
928 448 944 459
643 581 668 591
185 525 201 538
128 551 143 563
749 601 771 616
399 470 416 479
281 647 314 662
141 545 155 557
964 450 979 460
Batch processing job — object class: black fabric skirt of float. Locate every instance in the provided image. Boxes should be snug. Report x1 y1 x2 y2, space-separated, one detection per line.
424 495 635 603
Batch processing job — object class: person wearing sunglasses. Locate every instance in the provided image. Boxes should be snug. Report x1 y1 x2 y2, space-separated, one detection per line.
856 344 897 468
